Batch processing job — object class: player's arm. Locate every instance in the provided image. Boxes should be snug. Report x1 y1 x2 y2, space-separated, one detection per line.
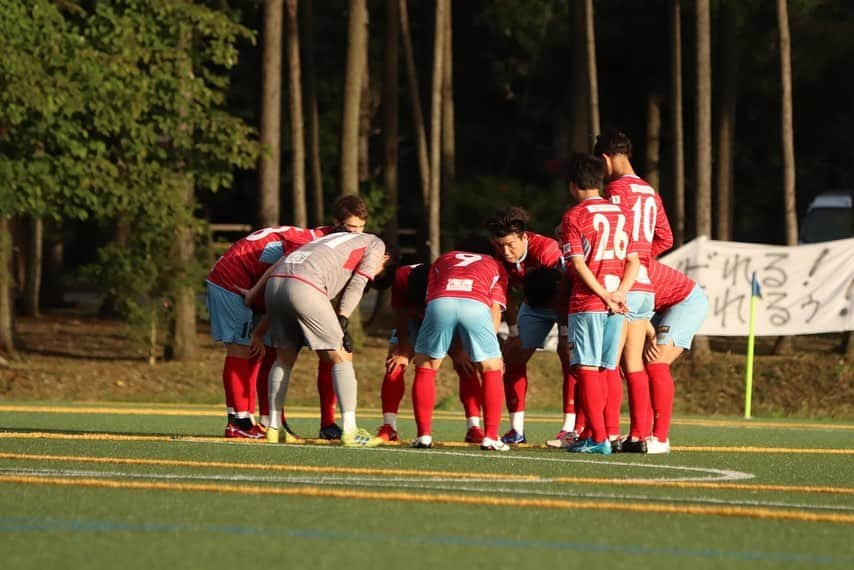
490 302 502 332
338 242 384 318
241 262 278 307
613 252 640 307
569 255 627 314
651 201 674 258
248 315 269 359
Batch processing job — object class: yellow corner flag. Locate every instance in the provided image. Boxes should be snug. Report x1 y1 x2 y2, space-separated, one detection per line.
744 272 762 419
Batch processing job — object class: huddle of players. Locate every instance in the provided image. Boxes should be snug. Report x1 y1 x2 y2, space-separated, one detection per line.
205 128 708 453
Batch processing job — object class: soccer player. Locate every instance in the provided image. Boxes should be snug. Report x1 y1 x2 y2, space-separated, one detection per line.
376 263 485 443
410 236 510 451
485 207 576 445
643 259 709 453
595 129 672 452
261 231 392 447
207 196 368 439
559 153 638 455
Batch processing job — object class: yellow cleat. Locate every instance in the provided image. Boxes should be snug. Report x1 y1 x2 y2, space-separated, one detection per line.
341 427 383 448
265 427 281 443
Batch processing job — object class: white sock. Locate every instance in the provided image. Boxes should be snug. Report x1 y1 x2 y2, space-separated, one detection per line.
466 416 481 429
510 411 525 434
235 411 252 419
561 413 576 432
383 412 397 429
268 363 292 430
342 411 357 433
260 415 270 428
416 434 433 445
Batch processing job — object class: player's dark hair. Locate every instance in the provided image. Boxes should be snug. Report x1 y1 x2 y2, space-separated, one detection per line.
331 195 369 222
523 267 562 309
566 153 604 190
593 128 632 158
405 263 430 306
454 234 494 255
371 243 400 290
485 207 530 239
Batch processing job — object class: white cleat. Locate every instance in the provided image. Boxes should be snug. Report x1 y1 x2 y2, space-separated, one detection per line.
646 436 671 455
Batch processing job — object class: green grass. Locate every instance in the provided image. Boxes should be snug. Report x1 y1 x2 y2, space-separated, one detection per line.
1 403 853 569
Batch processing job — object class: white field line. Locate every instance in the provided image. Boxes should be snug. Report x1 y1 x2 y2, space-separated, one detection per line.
3 466 849 514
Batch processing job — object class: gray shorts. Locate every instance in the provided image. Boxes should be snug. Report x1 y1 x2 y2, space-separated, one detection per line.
265 277 343 351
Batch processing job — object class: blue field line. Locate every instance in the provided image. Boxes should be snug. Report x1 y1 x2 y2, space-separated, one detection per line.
0 516 850 564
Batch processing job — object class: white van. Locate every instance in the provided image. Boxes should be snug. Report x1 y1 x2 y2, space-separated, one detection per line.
799 190 853 243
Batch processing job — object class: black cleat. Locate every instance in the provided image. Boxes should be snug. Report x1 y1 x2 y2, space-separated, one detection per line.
318 422 343 440
620 437 648 453
609 437 623 453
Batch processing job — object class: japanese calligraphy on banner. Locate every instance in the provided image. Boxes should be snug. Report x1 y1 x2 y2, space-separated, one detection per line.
659 237 854 336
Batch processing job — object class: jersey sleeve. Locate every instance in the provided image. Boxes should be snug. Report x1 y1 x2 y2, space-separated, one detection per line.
337 237 385 317
258 241 285 265
560 212 586 262
651 195 674 257
490 263 509 309
390 266 411 309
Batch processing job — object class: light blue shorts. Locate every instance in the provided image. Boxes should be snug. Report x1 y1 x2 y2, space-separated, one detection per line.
414 298 501 362
206 281 254 345
568 311 625 369
517 303 559 350
389 318 422 346
626 291 655 322
652 284 708 350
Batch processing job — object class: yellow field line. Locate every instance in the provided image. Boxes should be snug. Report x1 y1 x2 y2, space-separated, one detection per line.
2 404 852 431
3 451 852 496
674 446 854 455
1 474 852 525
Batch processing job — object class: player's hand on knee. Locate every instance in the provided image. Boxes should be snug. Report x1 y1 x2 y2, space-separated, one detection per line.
338 315 354 353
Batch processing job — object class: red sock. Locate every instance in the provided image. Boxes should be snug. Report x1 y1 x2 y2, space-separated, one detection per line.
317 360 336 427
561 362 576 414
412 367 437 437
381 362 407 415
481 369 504 440
223 356 256 415
573 370 587 432
604 368 623 438
577 368 606 443
647 363 675 441
255 348 276 418
503 362 527 413
458 369 482 418
626 370 652 439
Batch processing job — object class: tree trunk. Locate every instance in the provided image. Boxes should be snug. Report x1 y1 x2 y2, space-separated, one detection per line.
428 0 446 261
303 0 324 226
583 0 599 138
285 0 307 227
844 331 853 363
440 0 455 250
569 1 591 152
259 0 283 227
383 0 400 249
22 216 43 317
41 223 64 308
670 0 686 247
775 0 797 356
693 0 712 356
715 2 737 242
341 0 367 196
358 41 372 185
399 0 430 212
645 92 662 191
0 218 14 355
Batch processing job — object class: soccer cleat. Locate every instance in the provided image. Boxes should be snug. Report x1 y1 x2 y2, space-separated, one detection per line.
318 423 343 440
568 438 612 455
464 426 485 444
646 436 671 455
609 436 623 453
545 430 579 449
266 426 304 444
375 424 400 442
410 435 433 449
282 420 301 439
265 427 281 443
224 424 239 438
620 437 648 453
341 428 383 448
500 429 527 445
235 424 266 439
480 437 511 452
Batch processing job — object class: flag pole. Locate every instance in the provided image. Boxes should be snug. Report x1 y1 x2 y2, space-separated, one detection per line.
744 272 761 419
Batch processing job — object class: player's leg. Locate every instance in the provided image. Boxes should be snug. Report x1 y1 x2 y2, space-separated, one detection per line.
567 312 613 454
449 342 483 443
646 285 708 453
621 292 656 452
377 320 419 441
410 299 457 448
456 299 508 451
316 353 340 439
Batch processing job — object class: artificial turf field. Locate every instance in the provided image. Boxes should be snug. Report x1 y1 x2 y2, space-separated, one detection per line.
0 402 852 569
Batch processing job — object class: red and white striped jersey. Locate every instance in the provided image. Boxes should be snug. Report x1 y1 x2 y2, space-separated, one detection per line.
605 174 673 258
649 259 695 311
426 251 508 309
498 231 564 291
560 197 631 313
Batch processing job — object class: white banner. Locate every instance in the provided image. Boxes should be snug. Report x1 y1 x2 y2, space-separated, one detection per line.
659 237 854 336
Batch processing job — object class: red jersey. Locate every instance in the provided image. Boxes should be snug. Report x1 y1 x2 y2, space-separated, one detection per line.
648 259 695 311
426 251 508 309
391 264 426 319
498 232 563 291
560 197 632 313
605 174 673 258
207 225 330 293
